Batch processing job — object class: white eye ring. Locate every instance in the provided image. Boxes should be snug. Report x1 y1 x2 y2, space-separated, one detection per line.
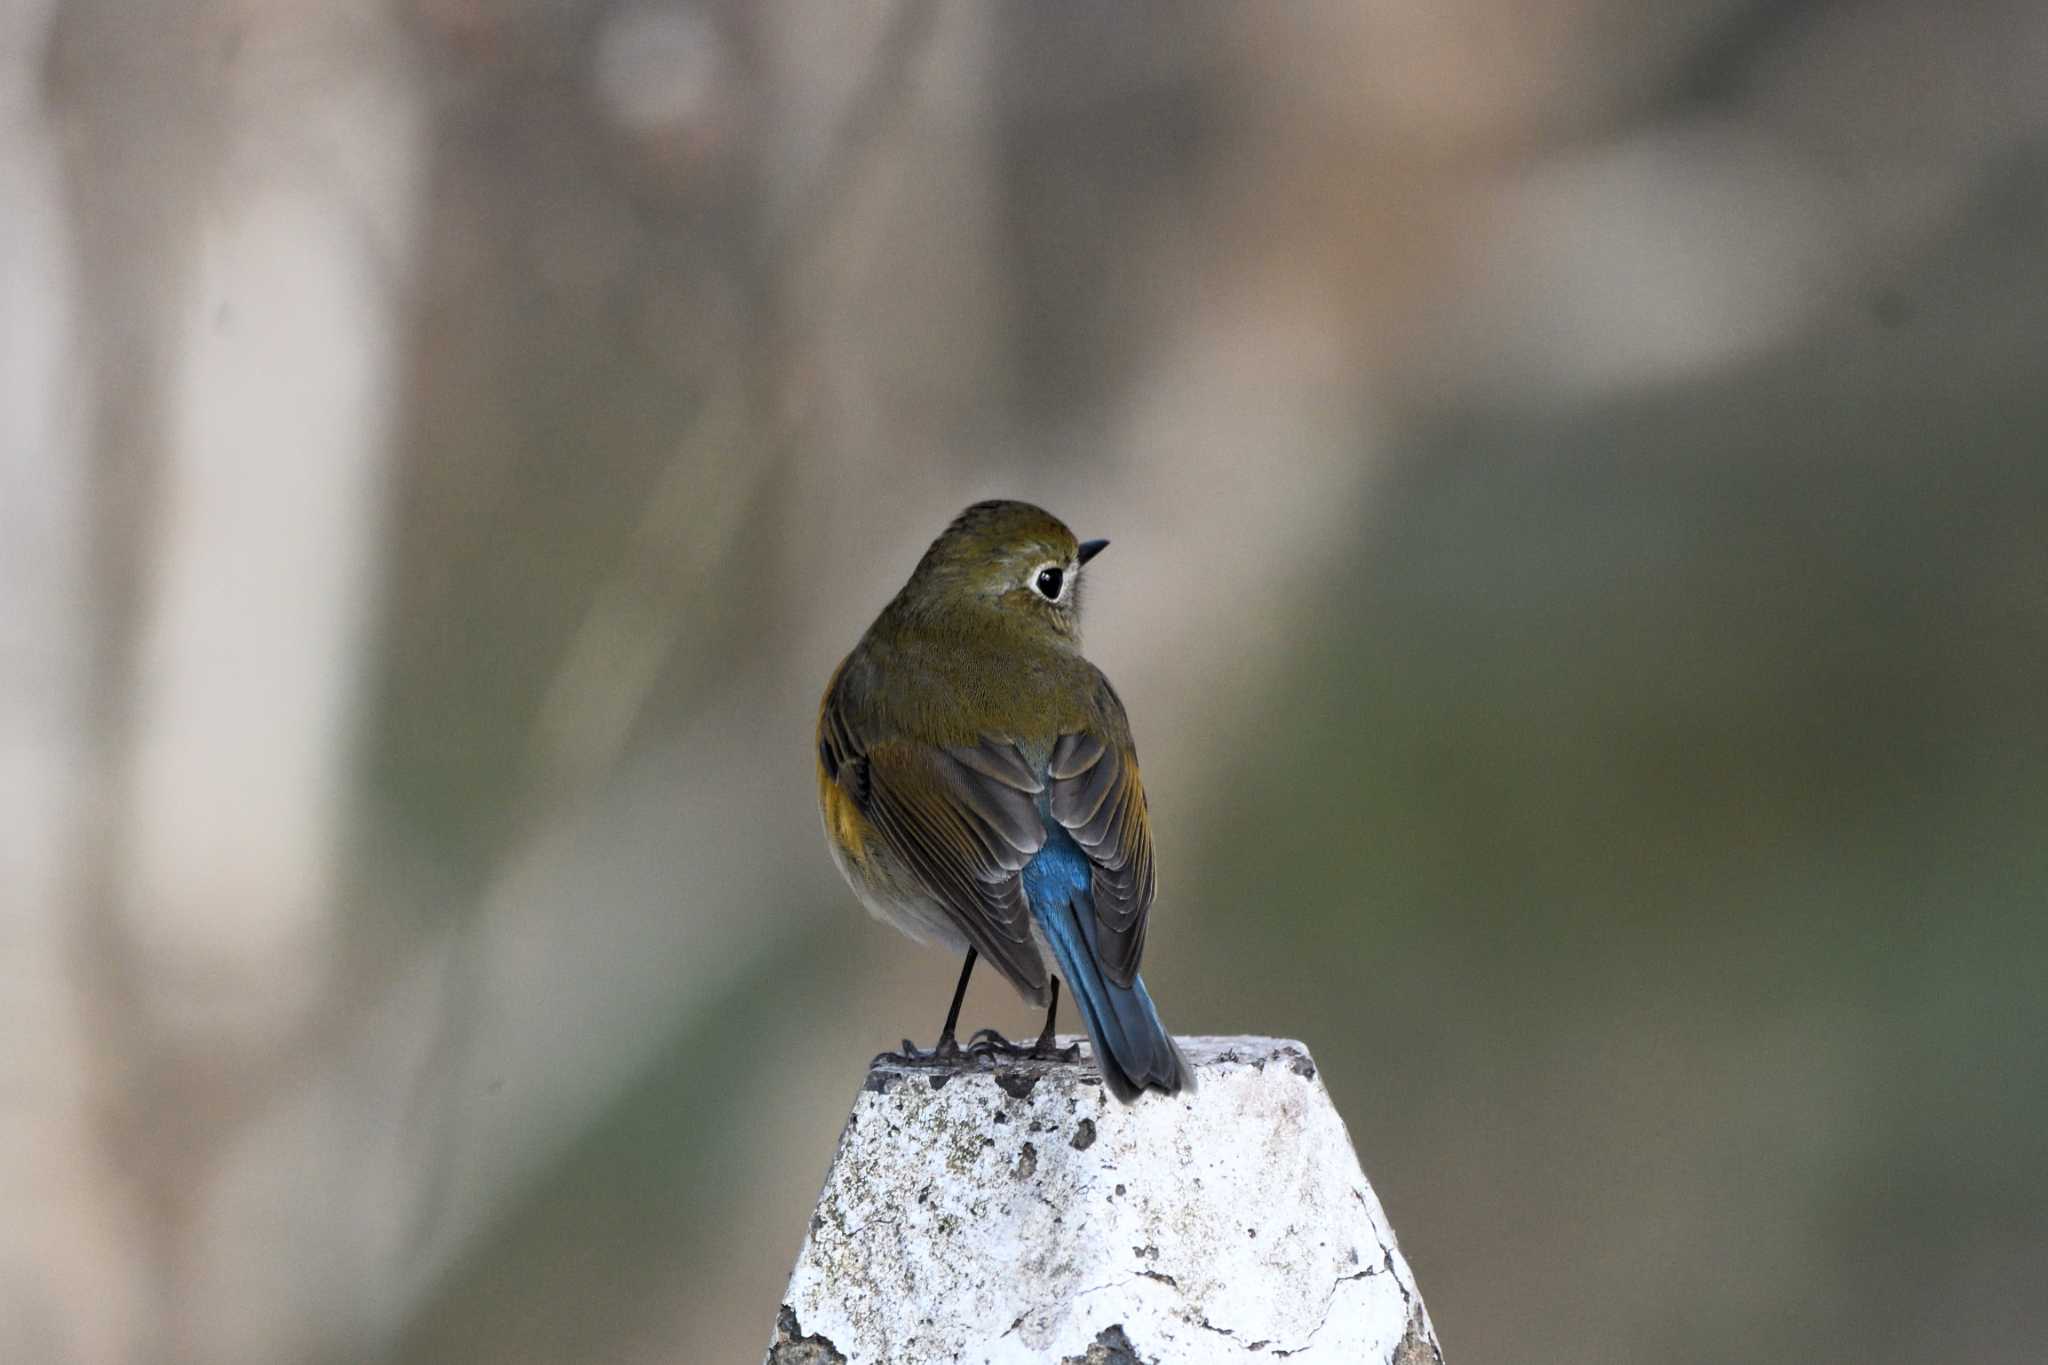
1030 561 1071 602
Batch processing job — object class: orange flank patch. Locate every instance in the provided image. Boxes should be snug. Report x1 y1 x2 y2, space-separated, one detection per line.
820 769 866 864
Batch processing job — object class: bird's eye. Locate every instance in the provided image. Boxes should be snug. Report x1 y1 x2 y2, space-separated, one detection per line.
1034 565 1065 600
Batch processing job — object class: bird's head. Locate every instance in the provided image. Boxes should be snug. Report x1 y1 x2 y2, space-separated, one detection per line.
893 500 1109 645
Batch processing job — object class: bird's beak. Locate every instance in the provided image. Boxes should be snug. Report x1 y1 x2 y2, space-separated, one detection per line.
1077 538 1110 565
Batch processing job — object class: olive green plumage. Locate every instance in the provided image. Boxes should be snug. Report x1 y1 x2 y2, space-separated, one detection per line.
837 500 1122 745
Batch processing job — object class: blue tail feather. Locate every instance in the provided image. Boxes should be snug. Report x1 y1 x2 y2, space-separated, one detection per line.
1024 830 1189 1101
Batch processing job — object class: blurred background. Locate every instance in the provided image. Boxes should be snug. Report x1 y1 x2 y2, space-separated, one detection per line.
5 1 2046 1361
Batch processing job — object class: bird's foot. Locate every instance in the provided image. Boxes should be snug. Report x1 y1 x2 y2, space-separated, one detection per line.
966 1027 1080 1063
964 1026 1027 1058
1033 1035 1082 1063
877 1034 965 1067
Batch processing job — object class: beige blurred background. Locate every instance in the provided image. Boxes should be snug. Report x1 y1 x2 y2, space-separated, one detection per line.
6 1 2047 1362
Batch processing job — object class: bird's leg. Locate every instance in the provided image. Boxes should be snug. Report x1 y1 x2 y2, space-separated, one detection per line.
1030 977 1061 1053
885 948 976 1063
934 947 976 1053
1029 977 1080 1062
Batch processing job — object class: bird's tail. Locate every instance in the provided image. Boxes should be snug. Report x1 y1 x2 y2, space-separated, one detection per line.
1036 892 1192 1103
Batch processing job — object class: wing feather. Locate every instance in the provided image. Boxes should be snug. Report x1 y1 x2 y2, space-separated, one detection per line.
820 665 1050 996
1046 703 1156 988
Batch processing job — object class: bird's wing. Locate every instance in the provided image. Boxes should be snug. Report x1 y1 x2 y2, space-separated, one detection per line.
1046 689 1156 989
820 671 1051 997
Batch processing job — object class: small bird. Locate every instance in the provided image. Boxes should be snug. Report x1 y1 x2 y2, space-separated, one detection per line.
817 500 1191 1101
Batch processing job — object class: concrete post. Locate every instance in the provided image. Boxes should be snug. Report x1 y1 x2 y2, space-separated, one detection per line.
767 1036 1442 1363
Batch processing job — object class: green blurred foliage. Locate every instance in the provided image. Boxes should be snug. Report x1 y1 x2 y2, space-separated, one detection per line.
1193 243 2048 1362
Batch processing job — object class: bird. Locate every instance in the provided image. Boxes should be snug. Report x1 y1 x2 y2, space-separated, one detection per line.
816 500 1192 1101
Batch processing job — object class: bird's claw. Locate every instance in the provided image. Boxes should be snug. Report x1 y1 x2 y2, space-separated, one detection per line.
966 1027 1078 1063
880 1025 1078 1069
878 1035 965 1066
964 1026 1027 1057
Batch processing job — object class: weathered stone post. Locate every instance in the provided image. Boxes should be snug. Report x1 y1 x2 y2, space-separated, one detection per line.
766 1036 1442 1363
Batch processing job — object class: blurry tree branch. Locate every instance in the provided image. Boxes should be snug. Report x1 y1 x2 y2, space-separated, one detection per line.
36 3 424 1361
519 0 940 812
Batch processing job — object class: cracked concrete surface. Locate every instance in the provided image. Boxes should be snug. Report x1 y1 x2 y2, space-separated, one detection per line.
766 1037 1441 1363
